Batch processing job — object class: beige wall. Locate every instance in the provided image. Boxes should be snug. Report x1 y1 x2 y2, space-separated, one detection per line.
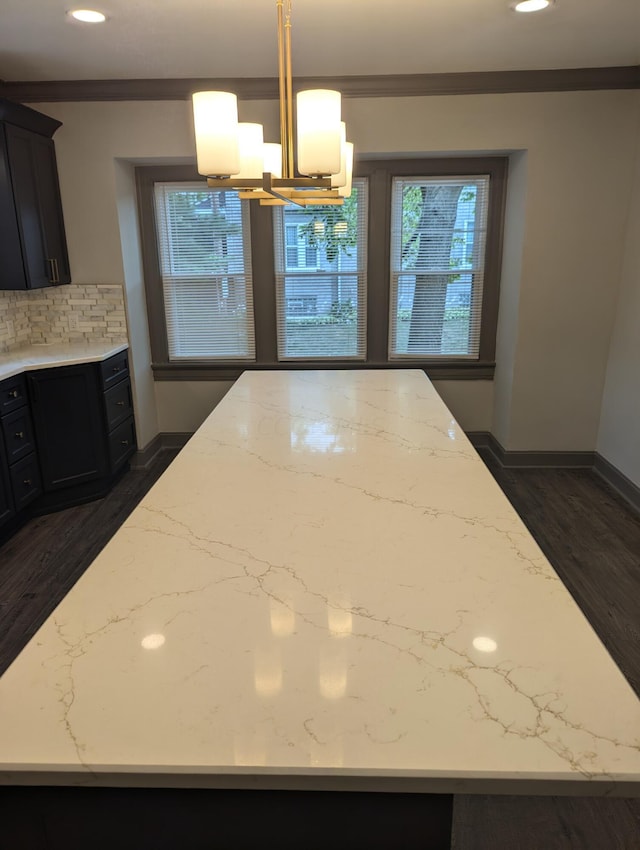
433 379 493 433
113 159 159 449
154 381 234 433
597 116 640 488
31 90 640 459
492 149 528 447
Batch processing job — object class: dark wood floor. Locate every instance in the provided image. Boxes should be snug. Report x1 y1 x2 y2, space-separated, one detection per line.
0 449 639 849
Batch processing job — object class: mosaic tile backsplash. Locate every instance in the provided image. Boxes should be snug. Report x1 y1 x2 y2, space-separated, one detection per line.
0 284 128 353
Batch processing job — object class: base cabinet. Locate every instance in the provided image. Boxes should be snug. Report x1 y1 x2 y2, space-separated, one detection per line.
0 351 136 536
28 365 109 491
0 373 41 532
0 431 15 527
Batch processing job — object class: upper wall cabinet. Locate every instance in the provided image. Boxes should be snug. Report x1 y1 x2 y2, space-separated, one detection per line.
0 99 71 291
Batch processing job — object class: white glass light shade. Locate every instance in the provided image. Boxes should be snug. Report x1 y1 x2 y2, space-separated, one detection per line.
192 91 240 177
235 123 264 179
338 143 354 198
263 143 283 178
296 90 342 176
331 123 347 188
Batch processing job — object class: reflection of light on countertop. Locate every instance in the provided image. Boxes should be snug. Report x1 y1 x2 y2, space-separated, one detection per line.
319 644 347 700
291 420 348 454
473 636 498 653
319 671 347 700
327 603 352 638
254 646 283 697
270 597 295 637
448 419 457 440
141 633 165 650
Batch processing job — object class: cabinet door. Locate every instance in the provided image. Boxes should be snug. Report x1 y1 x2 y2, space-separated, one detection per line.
0 126 27 290
30 132 71 285
4 124 70 289
28 366 108 491
0 430 16 528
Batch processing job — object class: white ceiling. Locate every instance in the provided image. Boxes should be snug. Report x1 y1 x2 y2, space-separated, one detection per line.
0 0 638 82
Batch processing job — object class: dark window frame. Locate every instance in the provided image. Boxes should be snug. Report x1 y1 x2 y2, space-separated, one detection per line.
136 156 507 381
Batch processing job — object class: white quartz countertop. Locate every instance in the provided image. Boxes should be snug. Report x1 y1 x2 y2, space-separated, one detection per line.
0 370 639 794
0 341 129 381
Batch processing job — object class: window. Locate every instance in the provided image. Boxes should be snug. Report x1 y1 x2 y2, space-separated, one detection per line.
137 158 506 379
285 224 318 269
273 179 368 360
389 176 489 359
152 181 255 361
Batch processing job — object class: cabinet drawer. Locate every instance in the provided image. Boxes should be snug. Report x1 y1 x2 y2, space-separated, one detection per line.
9 452 42 510
1 406 36 464
0 374 27 415
104 379 133 431
100 351 129 390
108 417 136 471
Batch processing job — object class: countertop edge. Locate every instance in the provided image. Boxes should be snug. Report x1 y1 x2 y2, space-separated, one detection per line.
0 767 638 797
0 342 129 381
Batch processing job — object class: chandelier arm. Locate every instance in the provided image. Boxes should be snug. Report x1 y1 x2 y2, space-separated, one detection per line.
284 0 294 179
276 0 288 178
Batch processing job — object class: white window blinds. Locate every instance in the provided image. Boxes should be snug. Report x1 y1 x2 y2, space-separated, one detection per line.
389 176 489 359
154 182 256 361
273 179 368 360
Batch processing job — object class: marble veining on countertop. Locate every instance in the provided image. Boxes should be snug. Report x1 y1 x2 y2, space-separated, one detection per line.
0 340 128 381
0 369 638 794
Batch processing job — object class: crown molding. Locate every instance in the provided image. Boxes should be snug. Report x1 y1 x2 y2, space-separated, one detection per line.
0 66 638 103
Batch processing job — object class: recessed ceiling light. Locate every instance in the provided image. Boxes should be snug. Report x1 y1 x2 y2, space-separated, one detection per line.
69 9 107 23
511 0 553 11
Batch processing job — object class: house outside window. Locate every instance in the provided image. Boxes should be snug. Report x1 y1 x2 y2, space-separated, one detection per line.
274 179 368 360
285 222 318 270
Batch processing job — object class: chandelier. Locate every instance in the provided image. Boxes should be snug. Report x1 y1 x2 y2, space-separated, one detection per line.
191 0 353 206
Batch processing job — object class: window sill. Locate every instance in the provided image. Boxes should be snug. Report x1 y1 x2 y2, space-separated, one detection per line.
151 361 496 381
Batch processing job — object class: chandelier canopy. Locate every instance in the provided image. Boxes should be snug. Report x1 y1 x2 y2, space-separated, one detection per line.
191 0 352 206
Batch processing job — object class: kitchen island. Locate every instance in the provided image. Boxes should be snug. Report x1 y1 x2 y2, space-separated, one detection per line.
0 370 638 848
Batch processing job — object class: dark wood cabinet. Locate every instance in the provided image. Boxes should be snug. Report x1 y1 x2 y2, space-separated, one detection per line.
0 350 136 537
0 430 16 528
28 365 109 491
27 352 136 512
0 373 41 533
0 98 71 291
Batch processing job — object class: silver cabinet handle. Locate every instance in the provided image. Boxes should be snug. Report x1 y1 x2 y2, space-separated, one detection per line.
47 258 60 283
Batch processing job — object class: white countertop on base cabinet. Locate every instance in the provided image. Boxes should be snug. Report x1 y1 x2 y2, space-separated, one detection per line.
0 341 128 382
